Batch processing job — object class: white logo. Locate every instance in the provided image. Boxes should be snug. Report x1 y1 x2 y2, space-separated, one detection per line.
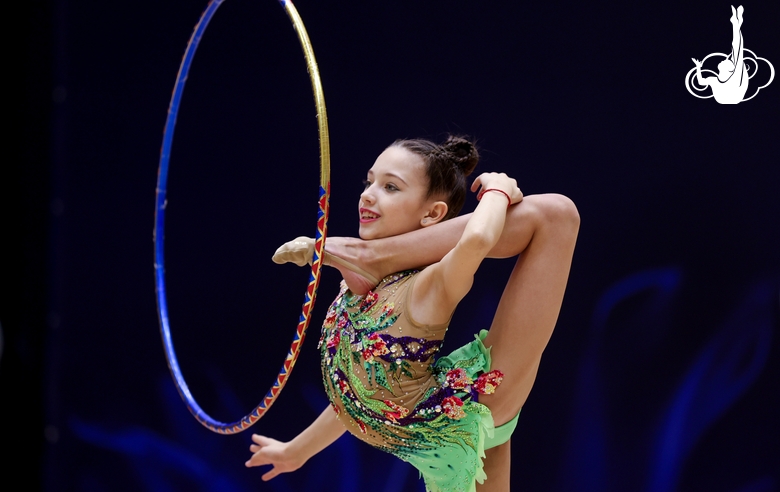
685 5 774 104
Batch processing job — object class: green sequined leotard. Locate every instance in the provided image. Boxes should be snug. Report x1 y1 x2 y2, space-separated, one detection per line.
319 270 511 492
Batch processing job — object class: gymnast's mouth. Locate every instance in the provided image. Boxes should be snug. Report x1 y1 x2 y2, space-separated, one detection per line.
360 208 380 221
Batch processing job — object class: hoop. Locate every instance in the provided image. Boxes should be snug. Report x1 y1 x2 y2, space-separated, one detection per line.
154 0 330 434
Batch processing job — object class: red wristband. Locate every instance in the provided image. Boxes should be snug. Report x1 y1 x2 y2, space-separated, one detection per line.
477 188 512 207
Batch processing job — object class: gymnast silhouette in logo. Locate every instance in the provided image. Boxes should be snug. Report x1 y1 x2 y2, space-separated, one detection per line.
686 5 774 104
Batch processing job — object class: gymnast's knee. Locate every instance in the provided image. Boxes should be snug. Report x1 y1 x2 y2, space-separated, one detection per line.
538 193 580 232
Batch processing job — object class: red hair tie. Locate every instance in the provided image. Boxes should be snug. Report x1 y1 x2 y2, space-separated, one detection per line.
477 188 512 207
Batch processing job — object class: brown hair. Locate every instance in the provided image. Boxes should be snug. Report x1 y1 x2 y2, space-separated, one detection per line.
391 135 479 221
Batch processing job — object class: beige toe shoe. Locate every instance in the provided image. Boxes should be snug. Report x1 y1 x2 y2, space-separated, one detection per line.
272 236 379 285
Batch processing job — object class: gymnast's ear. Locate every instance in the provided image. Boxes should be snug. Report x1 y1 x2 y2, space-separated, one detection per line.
421 201 448 227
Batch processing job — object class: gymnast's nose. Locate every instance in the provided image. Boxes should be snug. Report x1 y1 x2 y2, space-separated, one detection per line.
360 186 376 206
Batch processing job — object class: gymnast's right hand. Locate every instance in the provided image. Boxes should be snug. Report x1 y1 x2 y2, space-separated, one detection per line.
245 434 304 481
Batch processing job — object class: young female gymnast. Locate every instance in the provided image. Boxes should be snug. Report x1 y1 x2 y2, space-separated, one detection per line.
692 5 748 104
245 136 579 491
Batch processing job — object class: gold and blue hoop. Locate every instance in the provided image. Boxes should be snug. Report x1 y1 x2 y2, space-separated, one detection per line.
153 0 330 434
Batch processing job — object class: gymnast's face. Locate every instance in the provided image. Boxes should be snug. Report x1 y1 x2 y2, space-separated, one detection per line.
358 146 442 240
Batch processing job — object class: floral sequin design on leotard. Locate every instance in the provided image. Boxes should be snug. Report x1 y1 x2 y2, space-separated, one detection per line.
319 270 504 491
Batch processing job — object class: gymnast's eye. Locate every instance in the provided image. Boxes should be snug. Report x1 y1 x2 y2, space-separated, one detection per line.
362 179 372 190
385 183 399 192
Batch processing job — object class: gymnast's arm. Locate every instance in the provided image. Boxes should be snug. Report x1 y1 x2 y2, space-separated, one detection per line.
692 58 711 87
325 195 544 293
245 406 345 481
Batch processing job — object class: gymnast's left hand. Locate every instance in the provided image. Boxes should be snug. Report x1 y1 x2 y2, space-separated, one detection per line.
245 434 304 481
471 172 524 205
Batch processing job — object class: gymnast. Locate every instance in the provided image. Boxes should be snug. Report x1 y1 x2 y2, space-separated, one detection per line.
244 136 579 491
692 5 748 104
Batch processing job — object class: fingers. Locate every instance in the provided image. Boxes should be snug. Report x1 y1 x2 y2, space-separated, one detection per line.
245 446 271 468
245 435 272 467
251 434 269 445
470 174 484 193
471 172 510 193
472 173 521 201
513 188 524 205
262 468 281 481
245 434 294 480
245 453 265 468
471 173 517 192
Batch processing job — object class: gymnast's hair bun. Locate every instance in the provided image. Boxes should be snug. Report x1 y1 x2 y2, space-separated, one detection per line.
440 135 479 177
389 134 480 220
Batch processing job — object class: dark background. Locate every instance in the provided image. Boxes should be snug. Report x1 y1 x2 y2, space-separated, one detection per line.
6 0 779 490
